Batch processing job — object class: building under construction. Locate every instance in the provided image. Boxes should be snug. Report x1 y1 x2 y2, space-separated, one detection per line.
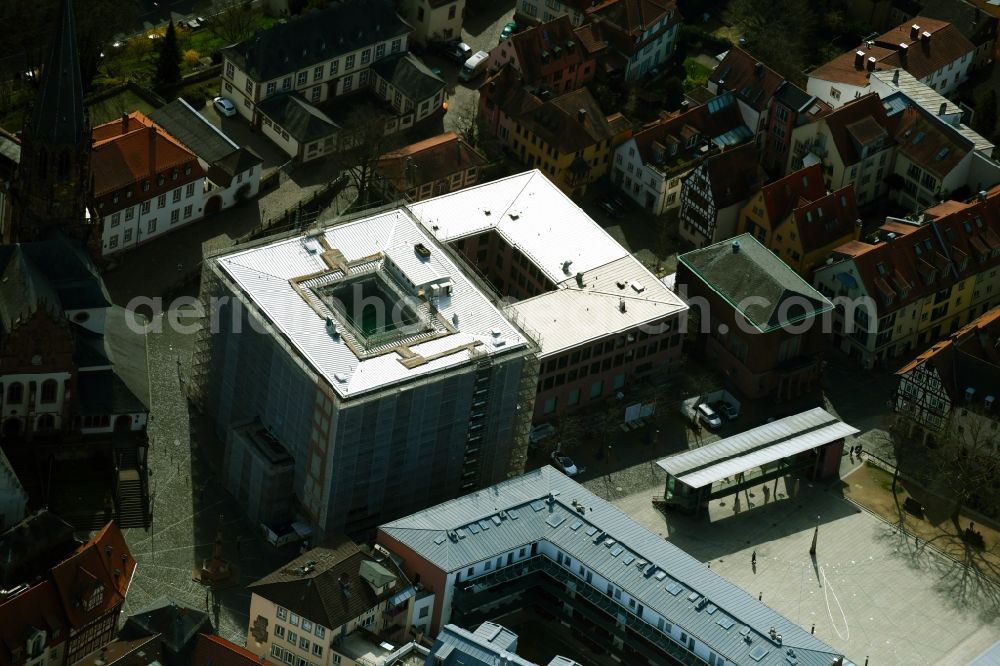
190 203 539 538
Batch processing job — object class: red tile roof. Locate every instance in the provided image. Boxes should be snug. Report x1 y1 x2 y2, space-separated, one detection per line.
508 16 590 85
586 0 676 38
700 142 765 208
90 111 204 196
629 94 746 166
811 17 973 86
830 189 1000 316
791 184 860 255
0 582 69 664
893 105 972 179
823 93 894 166
50 521 136 630
573 23 607 55
760 163 827 223
376 132 487 191
709 47 786 113
516 87 630 154
192 634 272 666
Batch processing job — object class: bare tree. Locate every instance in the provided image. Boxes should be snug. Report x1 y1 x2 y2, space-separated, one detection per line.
336 103 399 206
211 0 260 46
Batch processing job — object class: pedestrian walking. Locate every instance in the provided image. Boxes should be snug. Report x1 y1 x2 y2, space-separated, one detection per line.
762 486 770 504
751 550 757 567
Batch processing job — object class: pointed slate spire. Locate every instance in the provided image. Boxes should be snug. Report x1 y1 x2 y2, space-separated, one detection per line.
30 0 87 146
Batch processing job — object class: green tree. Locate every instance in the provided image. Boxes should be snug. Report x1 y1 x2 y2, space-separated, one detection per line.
155 20 182 91
726 0 814 83
336 103 400 206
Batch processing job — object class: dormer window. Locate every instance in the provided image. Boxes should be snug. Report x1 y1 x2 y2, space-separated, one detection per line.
172 169 178 180
184 165 192 176
26 630 46 658
142 180 150 192
923 270 936 285
157 174 165 186
84 583 104 611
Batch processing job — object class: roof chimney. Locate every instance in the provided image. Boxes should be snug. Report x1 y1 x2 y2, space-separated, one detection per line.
121 113 129 135
732 240 741 253
754 62 763 78
577 108 587 123
898 43 908 65
866 56 877 72
892 69 899 85
978 190 988 202
922 30 932 42
910 24 920 40
854 50 865 70
939 102 947 116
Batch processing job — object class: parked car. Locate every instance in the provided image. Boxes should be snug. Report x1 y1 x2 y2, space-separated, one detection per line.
458 50 490 82
213 96 237 117
550 451 579 477
599 201 618 217
697 403 722 429
427 38 460 56
499 21 518 42
446 41 473 64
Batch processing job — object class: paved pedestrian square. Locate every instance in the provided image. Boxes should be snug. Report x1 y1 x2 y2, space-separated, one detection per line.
603 475 1000 666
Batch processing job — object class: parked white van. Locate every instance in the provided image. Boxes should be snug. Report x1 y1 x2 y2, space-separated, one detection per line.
458 50 490 82
697 403 722 429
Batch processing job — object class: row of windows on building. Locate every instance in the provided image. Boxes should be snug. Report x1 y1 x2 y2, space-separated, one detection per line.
100 165 194 209
109 182 197 227
107 205 194 249
229 39 405 99
2 379 59 405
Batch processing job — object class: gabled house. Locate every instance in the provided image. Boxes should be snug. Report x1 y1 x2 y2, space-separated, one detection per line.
486 15 596 93
890 0 999 69
478 64 544 146
707 47 786 139
374 131 487 202
219 0 444 161
762 82 832 177
245 540 416 666
510 87 631 197
399 0 464 45
90 112 206 255
0 522 136 666
583 0 681 81
612 92 750 214
894 305 1000 453
149 99 263 215
678 142 765 249
786 93 896 206
807 17 974 108
675 233 834 401
740 164 862 278
813 188 1000 367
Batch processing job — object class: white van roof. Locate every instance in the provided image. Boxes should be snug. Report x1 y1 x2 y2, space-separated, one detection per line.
464 50 489 66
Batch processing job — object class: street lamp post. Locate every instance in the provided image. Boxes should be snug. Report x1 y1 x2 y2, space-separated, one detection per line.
809 515 820 556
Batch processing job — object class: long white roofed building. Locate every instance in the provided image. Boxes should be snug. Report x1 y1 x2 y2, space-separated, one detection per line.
377 466 850 666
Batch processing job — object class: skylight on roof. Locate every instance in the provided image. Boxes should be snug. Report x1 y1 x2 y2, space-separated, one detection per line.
912 131 926 144
478 520 491 530
717 616 735 630
491 515 502 525
654 571 667 581
434 535 446 545
622 554 635 565
569 520 583 531
467 523 481 534
610 546 624 557
666 582 683 595
508 508 519 520
687 592 700 602
585 526 598 536
749 645 770 661
530 500 545 512
546 514 566 528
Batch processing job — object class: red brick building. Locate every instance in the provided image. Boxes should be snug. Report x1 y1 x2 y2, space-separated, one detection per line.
676 233 834 401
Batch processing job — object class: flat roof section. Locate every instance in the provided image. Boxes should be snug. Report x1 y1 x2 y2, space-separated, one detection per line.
656 408 859 489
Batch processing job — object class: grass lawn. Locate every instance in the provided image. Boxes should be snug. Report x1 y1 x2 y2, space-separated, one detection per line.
88 90 157 125
683 57 712 91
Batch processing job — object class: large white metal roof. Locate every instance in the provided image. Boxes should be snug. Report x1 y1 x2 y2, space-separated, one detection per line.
214 208 527 399
410 171 688 356
656 408 858 489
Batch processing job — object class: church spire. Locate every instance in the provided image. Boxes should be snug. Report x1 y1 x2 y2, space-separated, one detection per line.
30 0 87 146
7 0 96 253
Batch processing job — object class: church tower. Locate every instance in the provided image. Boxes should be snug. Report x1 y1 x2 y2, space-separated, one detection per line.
8 0 94 246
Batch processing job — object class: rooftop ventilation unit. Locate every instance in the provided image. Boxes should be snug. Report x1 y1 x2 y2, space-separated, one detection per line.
965 387 976 401
986 395 995 409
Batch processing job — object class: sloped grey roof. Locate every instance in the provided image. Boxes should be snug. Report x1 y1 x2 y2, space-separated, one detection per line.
677 233 833 333
429 624 534 666
371 53 445 103
76 369 147 414
257 94 339 144
150 98 240 164
379 466 844 666
122 597 211 654
221 0 411 83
